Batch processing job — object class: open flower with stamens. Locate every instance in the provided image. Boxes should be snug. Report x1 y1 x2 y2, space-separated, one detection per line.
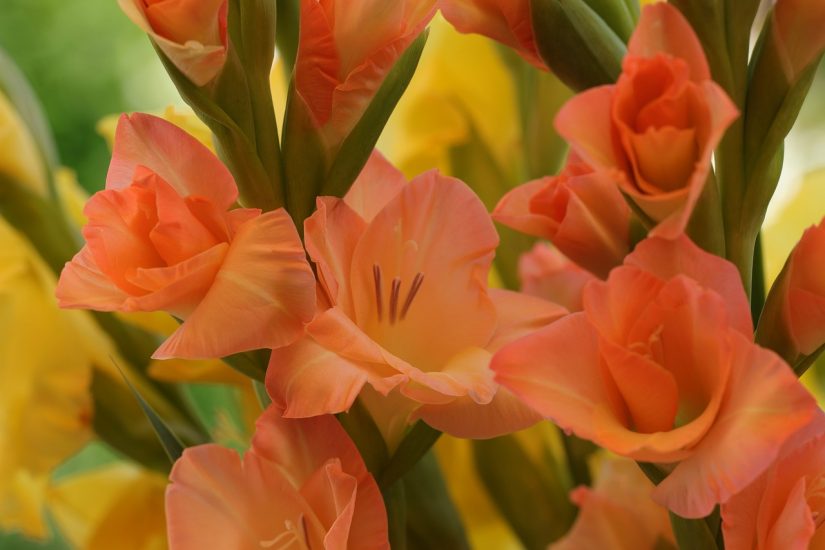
266 152 566 445
166 405 388 549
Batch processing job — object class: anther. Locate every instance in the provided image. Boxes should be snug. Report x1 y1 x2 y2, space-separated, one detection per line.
373 264 383 322
400 273 424 320
389 278 401 324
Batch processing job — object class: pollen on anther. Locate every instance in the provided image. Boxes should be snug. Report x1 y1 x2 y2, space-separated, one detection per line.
373 264 383 321
400 273 425 319
389 278 402 324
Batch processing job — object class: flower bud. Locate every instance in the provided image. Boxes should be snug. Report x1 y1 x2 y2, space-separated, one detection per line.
118 0 228 86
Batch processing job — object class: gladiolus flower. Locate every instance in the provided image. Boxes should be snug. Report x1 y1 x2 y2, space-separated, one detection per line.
56 113 316 360
493 235 816 518
438 0 543 69
722 415 825 550
551 458 674 550
118 0 228 86
518 243 597 313
166 406 388 549
294 0 437 148
493 155 631 278
555 3 738 238
267 152 565 444
0 217 115 538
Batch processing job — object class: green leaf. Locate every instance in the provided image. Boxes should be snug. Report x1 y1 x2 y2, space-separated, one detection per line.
0 47 60 175
405 452 470 550
474 435 576 549
337 398 390 475
322 30 430 199
379 422 442 490
115 363 186 464
669 512 719 550
531 0 626 91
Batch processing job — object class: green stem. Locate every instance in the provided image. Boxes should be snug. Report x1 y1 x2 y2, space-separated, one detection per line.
384 481 407 550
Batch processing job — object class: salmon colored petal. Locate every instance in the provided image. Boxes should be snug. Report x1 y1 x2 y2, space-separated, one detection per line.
294 0 340 126
306 306 409 391
653 335 816 518
763 478 816 550
647 81 738 239
600 340 679 434
106 113 237 208
626 235 753 336
555 86 624 171
166 445 321 550
549 171 631 278
343 150 407 222
300 461 358 550
486 288 568 352
56 247 129 311
252 407 366 485
266 336 372 418
518 243 597 313
492 313 613 442
149 175 221 265
401 347 496 406
627 3 711 81
492 178 557 238
153 210 316 359
582 267 665 344
251 408 389 550
439 0 543 67
414 385 541 439
304 197 367 310
350 172 498 369
125 244 228 318
142 0 225 46
787 289 825 355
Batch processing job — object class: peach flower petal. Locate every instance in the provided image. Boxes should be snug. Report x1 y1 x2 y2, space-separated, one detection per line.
518 243 597 313
106 113 237 208
492 178 557 237
626 2 710 80
653 334 816 518
343 150 408 222
153 210 316 359
56 247 130 311
626 235 753 336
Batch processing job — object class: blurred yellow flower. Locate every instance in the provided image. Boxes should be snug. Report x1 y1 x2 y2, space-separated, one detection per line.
378 14 520 179
0 217 114 537
49 463 167 550
0 89 48 196
763 169 825 285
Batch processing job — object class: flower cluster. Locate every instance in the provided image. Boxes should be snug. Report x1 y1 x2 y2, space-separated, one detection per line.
1 0 825 548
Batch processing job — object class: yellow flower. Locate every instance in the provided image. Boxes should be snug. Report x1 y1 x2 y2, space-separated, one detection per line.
378 14 520 179
0 217 114 537
49 463 167 550
0 89 48 196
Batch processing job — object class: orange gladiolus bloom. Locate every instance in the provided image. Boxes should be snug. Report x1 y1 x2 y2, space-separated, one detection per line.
438 0 543 68
493 235 816 518
56 114 316 360
722 414 825 550
772 0 825 82
555 3 738 238
494 154 631 278
267 152 565 444
119 0 228 86
295 0 437 148
166 406 389 549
